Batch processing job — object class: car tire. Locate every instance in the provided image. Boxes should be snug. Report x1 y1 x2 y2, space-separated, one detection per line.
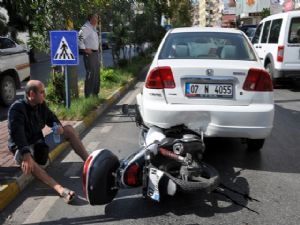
265 62 277 88
246 138 265 151
0 75 16 106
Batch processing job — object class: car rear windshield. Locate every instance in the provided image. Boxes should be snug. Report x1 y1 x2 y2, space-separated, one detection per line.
158 32 257 61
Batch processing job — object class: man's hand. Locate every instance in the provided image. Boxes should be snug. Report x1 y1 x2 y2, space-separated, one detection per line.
21 153 34 175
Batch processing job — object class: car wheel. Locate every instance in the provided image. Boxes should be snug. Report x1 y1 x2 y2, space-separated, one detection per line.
246 139 265 151
265 62 277 88
0 75 17 106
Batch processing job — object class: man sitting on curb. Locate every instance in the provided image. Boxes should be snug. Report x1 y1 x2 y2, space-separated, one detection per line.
7 80 89 204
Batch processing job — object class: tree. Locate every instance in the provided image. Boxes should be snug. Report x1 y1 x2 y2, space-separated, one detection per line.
0 0 34 40
168 0 193 28
261 8 270 19
0 12 8 36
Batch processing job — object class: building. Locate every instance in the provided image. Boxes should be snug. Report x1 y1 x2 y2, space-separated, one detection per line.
236 0 300 26
192 0 223 27
236 0 270 25
222 0 236 27
191 0 300 28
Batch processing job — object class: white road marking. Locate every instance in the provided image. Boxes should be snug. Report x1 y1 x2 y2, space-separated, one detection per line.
23 196 57 224
86 141 100 153
100 125 113 133
64 163 82 177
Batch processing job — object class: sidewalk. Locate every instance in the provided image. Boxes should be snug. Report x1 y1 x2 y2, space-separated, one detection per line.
0 78 137 211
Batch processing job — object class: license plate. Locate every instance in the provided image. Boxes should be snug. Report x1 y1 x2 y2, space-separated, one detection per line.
185 83 233 98
147 167 164 202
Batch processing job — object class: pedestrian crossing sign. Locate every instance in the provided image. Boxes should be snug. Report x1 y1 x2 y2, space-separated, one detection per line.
50 31 79 65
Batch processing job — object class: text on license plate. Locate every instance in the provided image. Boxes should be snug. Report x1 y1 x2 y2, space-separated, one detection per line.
185 83 233 98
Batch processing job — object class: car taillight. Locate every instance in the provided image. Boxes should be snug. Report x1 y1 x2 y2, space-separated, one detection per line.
82 155 93 197
243 68 273 91
277 45 284 62
145 66 175 89
124 163 141 186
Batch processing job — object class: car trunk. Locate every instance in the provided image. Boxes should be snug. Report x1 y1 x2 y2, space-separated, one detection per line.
157 59 263 106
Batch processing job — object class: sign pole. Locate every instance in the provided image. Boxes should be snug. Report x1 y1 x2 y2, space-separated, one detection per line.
64 66 71 108
50 30 79 109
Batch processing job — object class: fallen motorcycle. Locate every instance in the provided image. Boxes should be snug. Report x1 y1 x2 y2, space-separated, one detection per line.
82 105 220 205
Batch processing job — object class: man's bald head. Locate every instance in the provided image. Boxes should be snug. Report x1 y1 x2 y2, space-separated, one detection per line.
25 80 44 97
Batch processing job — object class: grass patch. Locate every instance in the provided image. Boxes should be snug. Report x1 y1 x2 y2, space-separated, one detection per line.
48 55 150 120
48 96 104 120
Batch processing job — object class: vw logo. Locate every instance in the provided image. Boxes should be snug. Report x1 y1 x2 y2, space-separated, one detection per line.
206 69 214 76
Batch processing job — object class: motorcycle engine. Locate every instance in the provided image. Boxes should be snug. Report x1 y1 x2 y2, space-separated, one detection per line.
172 134 204 156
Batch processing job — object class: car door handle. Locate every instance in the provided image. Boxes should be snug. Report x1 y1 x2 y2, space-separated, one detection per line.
256 46 262 49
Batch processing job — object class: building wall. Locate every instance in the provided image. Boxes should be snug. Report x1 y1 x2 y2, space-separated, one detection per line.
199 0 206 27
296 0 300 9
236 0 270 15
193 0 222 27
236 0 270 25
192 0 300 28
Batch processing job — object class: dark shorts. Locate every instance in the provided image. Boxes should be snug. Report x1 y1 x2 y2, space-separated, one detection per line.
14 141 49 166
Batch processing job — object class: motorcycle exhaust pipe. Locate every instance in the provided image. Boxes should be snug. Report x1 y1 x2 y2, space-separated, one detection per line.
159 147 185 163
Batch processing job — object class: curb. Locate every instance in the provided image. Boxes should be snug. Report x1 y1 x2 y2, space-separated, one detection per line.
0 77 137 211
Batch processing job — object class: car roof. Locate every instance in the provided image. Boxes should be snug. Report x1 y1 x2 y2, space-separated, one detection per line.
260 10 300 22
169 27 242 34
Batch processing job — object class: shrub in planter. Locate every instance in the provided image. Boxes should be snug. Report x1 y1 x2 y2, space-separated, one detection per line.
46 69 65 104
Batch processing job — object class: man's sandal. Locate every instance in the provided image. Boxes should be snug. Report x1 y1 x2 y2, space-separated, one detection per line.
60 188 76 204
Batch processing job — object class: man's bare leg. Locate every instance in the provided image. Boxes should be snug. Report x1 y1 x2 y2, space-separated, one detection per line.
31 160 74 199
63 125 89 161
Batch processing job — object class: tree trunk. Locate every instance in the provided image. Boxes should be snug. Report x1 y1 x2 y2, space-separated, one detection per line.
66 17 78 98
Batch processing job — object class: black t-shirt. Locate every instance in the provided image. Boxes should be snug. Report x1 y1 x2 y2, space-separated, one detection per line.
8 98 60 155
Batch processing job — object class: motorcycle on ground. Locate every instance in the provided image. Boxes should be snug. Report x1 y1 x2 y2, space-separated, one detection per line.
82 105 220 205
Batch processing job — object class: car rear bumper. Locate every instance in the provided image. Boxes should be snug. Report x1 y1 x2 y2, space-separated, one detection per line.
137 96 274 139
274 69 300 79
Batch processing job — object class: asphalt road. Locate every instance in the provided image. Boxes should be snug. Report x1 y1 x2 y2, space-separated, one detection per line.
1 80 300 225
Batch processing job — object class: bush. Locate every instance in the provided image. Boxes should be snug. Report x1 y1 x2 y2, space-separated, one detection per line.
46 69 65 105
48 54 151 120
101 69 124 83
118 59 128 67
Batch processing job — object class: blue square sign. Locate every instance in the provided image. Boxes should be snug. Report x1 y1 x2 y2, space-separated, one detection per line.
50 31 79 65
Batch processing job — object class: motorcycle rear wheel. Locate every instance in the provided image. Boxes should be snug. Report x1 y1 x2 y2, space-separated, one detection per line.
86 149 120 205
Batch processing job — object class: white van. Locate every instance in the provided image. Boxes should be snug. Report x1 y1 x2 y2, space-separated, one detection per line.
0 37 30 106
252 11 300 85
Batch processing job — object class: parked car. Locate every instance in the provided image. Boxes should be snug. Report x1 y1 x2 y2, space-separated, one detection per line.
245 27 256 41
239 24 257 41
136 27 274 151
252 11 300 86
239 24 256 32
0 37 30 106
101 32 111 50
